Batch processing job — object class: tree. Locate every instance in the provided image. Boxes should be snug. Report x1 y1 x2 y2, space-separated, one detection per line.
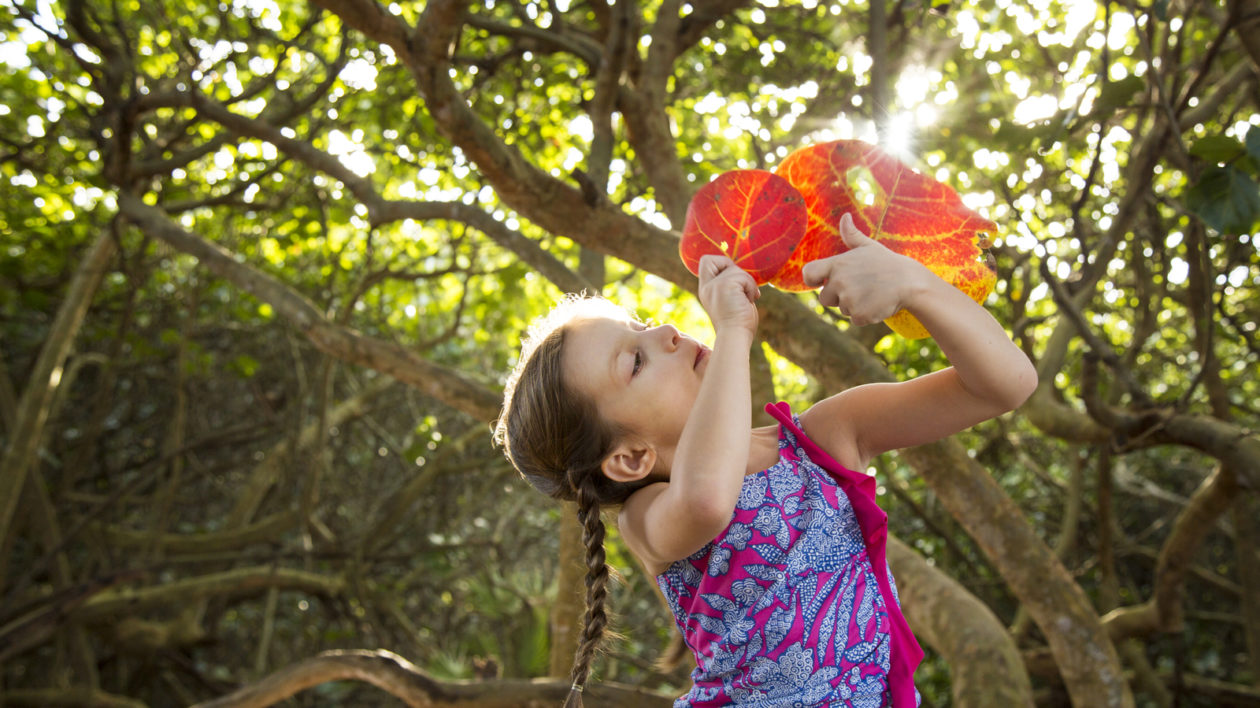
1 0 1257 706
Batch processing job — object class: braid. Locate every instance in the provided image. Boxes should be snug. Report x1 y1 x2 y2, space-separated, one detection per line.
563 474 611 708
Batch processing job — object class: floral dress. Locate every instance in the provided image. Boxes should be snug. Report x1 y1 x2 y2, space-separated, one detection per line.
656 403 922 707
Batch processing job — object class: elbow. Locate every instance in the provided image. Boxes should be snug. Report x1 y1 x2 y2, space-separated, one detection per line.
689 494 737 534
1002 357 1038 412
675 485 737 542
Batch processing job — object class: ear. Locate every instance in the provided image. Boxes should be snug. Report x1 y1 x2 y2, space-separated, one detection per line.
600 441 657 484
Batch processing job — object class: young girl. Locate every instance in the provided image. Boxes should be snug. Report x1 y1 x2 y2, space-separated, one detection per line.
494 213 1037 707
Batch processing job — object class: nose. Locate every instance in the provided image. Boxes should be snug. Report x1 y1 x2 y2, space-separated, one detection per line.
654 324 681 351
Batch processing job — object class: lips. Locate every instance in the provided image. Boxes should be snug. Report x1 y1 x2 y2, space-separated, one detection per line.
694 344 709 369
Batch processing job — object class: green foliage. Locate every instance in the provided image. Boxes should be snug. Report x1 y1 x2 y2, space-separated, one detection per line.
1185 127 1260 234
1186 164 1260 234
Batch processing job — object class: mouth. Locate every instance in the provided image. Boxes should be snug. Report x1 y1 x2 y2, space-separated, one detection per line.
694 344 710 369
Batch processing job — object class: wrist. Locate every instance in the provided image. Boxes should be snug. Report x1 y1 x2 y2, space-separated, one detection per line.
898 260 945 310
713 326 755 352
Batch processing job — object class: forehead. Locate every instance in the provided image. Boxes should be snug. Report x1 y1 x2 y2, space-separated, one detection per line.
563 316 628 396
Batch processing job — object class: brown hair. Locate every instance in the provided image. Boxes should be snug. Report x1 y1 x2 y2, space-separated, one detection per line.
494 296 651 707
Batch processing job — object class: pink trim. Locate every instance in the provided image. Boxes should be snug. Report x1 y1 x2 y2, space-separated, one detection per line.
765 402 923 706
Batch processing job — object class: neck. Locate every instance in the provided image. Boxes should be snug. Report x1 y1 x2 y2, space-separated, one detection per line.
651 424 781 482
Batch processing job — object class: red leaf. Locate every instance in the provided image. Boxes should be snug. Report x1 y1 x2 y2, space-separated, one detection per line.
679 170 807 285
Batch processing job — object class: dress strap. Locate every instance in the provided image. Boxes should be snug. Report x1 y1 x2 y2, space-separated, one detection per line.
765 402 924 707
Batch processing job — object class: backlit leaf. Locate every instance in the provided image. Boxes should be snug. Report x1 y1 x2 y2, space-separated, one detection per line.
679 169 807 285
771 140 998 338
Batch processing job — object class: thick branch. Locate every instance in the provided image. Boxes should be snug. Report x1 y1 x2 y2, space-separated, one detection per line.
190 649 672 708
1101 465 1240 640
1023 386 1109 444
1080 355 1260 490
641 0 681 98
887 537 1034 707
116 194 501 422
72 566 344 622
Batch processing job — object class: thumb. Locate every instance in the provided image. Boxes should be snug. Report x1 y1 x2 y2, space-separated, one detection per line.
837 212 875 249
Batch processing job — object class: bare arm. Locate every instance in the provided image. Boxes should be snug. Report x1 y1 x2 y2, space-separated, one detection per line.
799 214 1037 468
619 255 759 570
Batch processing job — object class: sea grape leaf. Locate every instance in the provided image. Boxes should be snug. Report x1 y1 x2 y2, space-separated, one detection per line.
679 169 807 285
1188 135 1245 164
1185 164 1260 234
1247 124 1260 161
770 140 998 338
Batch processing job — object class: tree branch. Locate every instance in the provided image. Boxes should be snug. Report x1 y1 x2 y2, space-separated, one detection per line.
0 229 116 581
72 566 344 622
116 194 502 422
190 649 672 708
1101 465 1239 640
887 537 1034 707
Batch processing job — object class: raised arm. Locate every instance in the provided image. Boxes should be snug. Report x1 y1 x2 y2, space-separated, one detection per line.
617 255 760 571
799 214 1037 469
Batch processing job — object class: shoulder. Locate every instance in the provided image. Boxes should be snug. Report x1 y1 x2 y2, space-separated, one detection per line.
797 391 871 471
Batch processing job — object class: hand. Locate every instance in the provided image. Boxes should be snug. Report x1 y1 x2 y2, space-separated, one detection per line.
697 254 760 338
801 213 930 326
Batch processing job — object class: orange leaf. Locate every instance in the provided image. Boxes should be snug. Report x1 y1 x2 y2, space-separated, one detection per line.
770 140 998 338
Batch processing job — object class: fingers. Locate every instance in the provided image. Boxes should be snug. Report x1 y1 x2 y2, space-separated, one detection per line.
699 255 757 294
801 260 829 289
802 213 874 288
697 254 736 282
836 212 874 249
816 284 842 311
741 276 761 303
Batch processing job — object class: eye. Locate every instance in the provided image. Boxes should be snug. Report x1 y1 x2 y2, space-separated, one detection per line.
632 350 643 377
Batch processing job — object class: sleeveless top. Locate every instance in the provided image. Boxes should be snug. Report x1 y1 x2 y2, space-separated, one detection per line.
656 402 922 707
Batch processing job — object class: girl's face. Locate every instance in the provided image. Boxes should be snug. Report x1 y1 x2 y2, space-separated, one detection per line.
563 316 711 468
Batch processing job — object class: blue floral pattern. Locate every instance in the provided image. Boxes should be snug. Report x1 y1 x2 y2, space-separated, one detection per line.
656 414 919 706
